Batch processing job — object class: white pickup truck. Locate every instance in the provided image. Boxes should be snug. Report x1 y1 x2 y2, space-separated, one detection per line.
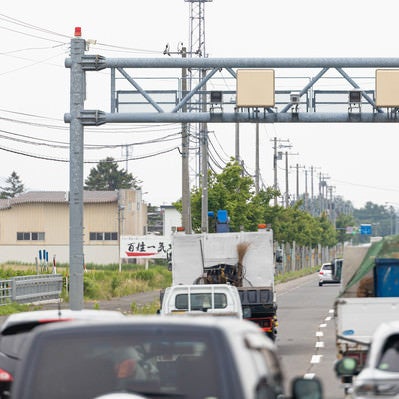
335 239 399 378
336 320 399 399
159 284 243 318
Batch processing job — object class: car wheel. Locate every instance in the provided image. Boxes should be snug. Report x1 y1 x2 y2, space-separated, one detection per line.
318 282 323 286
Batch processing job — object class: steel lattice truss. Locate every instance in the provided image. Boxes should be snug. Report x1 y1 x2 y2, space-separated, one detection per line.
65 53 399 125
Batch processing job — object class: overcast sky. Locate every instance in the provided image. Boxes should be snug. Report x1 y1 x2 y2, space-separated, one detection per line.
1 0 399 210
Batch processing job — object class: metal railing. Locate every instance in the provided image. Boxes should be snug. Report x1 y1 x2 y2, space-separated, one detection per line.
0 274 63 306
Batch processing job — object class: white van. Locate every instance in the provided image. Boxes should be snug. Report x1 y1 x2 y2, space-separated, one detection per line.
159 284 243 318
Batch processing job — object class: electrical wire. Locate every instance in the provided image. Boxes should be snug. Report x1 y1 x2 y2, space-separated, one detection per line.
0 143 180 164
332 179 399 194
0 13 163 55
0 13 71 39
0 51 68 76
0 109 183 133
0 126 182 150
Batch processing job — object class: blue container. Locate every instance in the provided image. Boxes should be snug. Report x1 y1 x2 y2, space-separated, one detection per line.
374 258 399 297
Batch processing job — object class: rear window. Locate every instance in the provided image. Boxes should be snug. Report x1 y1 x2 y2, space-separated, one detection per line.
0 333 29 358
377 334 399 372
0 320 71 358
24 328 231 399
322 264 332 271
175 293 227 310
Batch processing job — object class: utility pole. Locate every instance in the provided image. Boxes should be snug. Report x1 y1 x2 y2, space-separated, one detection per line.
200 68 209 232
68 28 86 310
291 164 305 202
328 185 336 225
273 137 278 206
283 150 297 207
235 122 240 162
304 169 309 211
121 144 133 172
319 173 330 214
181 46 192 233
309 166 320 216
255 123 259 194
272 137 290 206
163 44 192 233
185 0 212 233
285 151 289 207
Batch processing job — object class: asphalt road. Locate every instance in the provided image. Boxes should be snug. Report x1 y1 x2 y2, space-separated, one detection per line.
276 273 343 399
2 273 345 398
71 273 345 398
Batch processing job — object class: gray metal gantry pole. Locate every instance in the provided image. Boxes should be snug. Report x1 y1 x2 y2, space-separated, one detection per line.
68 31 86 310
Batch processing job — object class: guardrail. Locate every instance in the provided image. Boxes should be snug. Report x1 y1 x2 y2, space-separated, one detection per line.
0 274 63 306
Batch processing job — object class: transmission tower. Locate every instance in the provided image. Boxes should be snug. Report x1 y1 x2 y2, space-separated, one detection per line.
121 144 133 172
185 0 212 231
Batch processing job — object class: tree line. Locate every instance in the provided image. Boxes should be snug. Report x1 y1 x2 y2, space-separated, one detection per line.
1 157 394 247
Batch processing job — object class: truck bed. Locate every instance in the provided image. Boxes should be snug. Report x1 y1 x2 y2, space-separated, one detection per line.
335 297 399 343
335 296 399 355
238 286 274 306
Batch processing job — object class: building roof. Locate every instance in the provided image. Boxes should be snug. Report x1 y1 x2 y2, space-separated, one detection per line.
0 191 118 209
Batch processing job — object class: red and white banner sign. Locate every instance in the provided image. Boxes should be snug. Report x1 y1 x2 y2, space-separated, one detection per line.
120 235 171 259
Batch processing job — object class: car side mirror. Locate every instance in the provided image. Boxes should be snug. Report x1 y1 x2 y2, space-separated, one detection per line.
291 377 323 399
334 357 358 377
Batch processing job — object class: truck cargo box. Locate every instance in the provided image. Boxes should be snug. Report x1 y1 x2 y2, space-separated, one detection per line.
374 258 399 297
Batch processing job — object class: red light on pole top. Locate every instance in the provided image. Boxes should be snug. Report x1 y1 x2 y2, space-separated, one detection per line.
74 27 82 37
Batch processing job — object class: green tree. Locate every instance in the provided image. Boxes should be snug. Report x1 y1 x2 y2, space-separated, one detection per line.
182 160 279 232
335 212 357 244
269 203 334 247
174 160 339 248
354 201 393 238
317 212 339 247
0 171 25 198
84 157 141 191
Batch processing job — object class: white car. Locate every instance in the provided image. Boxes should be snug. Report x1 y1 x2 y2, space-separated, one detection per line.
335 320 399 399
0 309 125 398
318 262 340 286
11 315 323 399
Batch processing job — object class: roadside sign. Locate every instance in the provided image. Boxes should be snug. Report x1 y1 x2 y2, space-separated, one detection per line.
360 224 372 235
120 235 171 259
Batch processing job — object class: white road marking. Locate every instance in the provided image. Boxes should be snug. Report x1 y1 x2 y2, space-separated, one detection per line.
311 355 323 363
316 341 325 348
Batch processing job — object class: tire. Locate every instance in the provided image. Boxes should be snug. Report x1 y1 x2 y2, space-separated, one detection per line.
318 282 323 286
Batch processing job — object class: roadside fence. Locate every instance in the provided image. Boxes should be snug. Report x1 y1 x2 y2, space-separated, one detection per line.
275 242 344 274
0 274 63 306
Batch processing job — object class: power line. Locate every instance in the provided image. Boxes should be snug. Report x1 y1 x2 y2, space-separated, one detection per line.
0 127 182 150
0 143 180 163
332 179 399 193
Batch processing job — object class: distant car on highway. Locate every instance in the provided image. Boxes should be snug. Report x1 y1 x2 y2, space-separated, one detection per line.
11 315 323 399
318 262 340 286
0 309 125 399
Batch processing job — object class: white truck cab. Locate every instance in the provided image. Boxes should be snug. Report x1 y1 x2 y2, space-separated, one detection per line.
159 284 243 318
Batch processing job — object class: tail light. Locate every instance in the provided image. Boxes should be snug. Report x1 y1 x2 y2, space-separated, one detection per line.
0 368 13 382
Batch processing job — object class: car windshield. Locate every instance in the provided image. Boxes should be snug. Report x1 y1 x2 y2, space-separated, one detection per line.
26 329 226 399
